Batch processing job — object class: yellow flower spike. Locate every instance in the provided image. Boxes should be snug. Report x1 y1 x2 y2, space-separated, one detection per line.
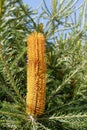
26 32 46 117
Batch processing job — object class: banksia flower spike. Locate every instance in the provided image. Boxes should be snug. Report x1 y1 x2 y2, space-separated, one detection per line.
26 31 46 117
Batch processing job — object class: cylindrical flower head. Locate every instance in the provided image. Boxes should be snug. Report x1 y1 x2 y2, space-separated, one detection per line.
26 32 46 117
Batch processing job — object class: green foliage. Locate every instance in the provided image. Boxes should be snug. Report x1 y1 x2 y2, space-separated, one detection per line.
0 0 87 130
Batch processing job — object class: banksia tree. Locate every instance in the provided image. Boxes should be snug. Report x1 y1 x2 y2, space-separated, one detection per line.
26 32 46 117
1 0 87 130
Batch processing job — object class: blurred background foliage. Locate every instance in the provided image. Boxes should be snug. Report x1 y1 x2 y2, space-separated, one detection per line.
0 0 87 129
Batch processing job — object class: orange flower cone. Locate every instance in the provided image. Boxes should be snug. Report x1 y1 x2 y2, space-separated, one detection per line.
26 32 46 117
